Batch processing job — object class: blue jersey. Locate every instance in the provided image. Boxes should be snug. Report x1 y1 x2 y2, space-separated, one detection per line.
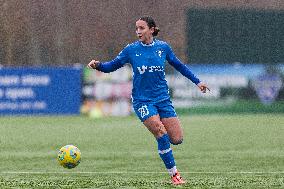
96 39 200 103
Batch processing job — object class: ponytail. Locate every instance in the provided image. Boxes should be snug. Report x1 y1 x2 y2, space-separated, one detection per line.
153 27 160 36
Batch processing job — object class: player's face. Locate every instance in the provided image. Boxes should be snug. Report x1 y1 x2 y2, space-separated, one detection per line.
136 20 154 44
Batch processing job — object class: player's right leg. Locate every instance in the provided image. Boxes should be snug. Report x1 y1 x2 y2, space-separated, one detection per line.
143 116 185 185
161 117 183 145
143 115 176 173
143 115 166 138
154 99 186 184
133 102 185 185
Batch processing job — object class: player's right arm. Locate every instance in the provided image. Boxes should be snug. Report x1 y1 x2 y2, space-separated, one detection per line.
87 45 130 73
87 58 125 73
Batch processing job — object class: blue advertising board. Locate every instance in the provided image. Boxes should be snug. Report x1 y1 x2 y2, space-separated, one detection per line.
0 67 81 115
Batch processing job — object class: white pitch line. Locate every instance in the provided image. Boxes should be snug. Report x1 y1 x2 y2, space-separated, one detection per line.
0 171 283 174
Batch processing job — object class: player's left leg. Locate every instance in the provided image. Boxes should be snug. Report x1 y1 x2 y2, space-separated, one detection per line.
157 98 183 145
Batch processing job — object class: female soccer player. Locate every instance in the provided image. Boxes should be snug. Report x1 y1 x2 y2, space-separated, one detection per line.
88 16 209 185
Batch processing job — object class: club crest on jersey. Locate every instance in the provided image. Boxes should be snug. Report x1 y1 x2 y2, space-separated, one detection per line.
138 105 149 118
156 50 163 58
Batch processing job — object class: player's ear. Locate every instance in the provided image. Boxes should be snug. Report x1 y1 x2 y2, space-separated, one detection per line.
150 27 155 35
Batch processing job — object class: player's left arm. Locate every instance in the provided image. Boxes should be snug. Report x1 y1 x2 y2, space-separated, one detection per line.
166 44 210 93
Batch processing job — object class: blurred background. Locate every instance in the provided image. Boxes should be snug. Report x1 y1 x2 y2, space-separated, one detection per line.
0 0 283 116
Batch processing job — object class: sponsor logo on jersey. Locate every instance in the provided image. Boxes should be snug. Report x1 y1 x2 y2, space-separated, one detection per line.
137 65 164 74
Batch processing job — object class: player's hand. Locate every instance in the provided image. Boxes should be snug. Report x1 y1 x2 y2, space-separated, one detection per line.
197 82 210 93
87 60 100 69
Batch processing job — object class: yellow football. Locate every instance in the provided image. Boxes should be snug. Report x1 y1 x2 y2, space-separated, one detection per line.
58 145 81 169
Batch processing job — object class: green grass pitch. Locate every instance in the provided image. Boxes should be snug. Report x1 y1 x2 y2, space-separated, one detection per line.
0 114 283 188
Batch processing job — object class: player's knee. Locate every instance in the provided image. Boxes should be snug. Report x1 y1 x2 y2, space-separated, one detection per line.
170 138 183 145
156 124 167 136
152 121 166 137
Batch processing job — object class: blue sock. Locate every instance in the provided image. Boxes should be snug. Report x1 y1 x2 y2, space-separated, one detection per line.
157 134 176 176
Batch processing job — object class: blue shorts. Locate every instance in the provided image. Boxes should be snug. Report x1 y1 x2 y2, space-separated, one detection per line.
133 98 177 122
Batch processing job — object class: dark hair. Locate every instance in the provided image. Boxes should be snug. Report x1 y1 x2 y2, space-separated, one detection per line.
139 16 160 36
